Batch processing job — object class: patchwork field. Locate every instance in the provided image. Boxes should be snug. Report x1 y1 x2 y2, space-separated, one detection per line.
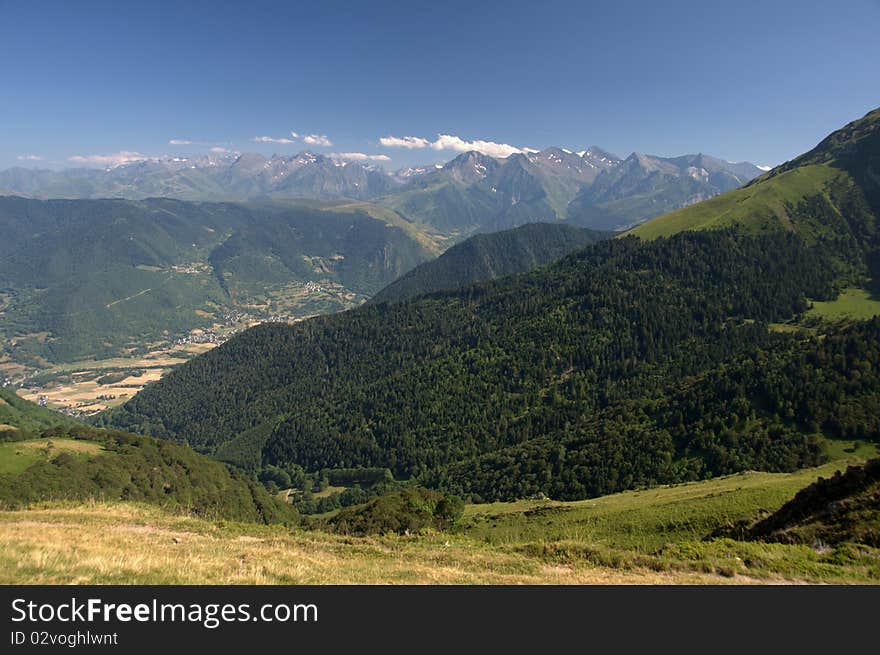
3 276 372 418
9 346 211 416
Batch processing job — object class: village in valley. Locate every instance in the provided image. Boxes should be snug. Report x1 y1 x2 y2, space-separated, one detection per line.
1 278 364 419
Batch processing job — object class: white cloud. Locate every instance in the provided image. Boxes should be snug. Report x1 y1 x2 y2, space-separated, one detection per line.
302 134 333 147
331 152 391 162
16 154 42 161
290 131 299 138
379 133 524 158
252 136 297 144
379 136 431 149
431 134 522 158
168 139 192 145
756 164 772 171
68 151 147 167
209 146 229 153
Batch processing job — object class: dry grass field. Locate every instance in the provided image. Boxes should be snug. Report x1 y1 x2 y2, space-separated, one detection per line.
2 450 878 585
0 503 760 585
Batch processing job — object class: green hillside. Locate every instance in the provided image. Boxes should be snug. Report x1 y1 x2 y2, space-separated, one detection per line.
0 386 74 433
102 227 880 501
0 196 432 365
630 108 880 246
465 456 876 553
371 223 610 304
630 165 842 239
743 458 879 547
376 177 506 235
0 425 296 524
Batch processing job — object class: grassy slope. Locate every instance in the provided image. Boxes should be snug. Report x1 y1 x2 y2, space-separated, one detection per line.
0 503 717 585
2 451 877 584
630 107 880 241
463 453 877 551
0 438 103 475
313 200 447 256
629 165 841 239
0 427 296 524
808 287 880 320
0 386 73 432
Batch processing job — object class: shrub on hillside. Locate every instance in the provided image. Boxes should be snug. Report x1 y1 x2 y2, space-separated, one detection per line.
321 488 464 535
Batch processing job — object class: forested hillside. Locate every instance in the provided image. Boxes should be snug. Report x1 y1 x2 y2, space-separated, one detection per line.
0 387 76 433
0 425 296 524
371 223 610 304
93 108 880 504
102 227 877 500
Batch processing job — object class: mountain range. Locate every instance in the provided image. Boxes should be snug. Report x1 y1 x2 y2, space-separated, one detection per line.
1 146 764 234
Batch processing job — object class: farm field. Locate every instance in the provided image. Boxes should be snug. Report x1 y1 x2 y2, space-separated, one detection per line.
3 276 372 418
10 344 212 416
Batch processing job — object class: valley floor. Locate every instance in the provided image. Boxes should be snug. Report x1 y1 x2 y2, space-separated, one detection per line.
2 455 878 585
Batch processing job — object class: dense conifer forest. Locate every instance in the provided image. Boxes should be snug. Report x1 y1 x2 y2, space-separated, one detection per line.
101 227 880 500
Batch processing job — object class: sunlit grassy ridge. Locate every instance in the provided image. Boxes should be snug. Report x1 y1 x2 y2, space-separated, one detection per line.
629 165 841 239
0 503 718 585
631 108 880 242
463 456 875 551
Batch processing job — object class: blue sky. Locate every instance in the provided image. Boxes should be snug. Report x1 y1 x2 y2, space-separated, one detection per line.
1 0 878 170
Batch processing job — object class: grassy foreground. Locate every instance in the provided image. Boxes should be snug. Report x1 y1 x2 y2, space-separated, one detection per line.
2 453 878 584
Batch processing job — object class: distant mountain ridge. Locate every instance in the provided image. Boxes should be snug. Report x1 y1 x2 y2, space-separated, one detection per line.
376 147 761 234
370 223 611 304
566 152 762 230
0 151 400 201
2 146 763 234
